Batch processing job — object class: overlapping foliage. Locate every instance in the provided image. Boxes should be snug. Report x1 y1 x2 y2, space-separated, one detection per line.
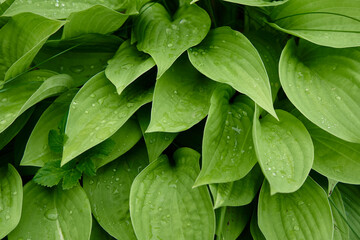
0 0 359 239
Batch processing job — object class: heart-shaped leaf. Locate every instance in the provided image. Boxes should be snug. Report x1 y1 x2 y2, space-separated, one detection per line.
0 71 73 134
4 0 142 18
210 164 263 209
188 27 276 118
223 0 288 6
280 39 360 143
130 148 215 240
133 2 210 78
21 89 78 167
253 109 314 194
0 13 63 85
147 56 217 133
268 0 360 48
8 182 92 240
84 143 148 240
195 85 257 186
62 5 128 39
137 105 177 162
62 72 153 165
0 164 23 239
258 177 333 240
105 40 155 95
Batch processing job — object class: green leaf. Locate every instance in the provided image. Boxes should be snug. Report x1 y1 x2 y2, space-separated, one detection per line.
48 129 65 153
330 187 350 240
21 89 77 167
246 31 283 101
188 26 276 118
147 56 217 133
8 181 92 240
0 71 73 134
258 177 333 240
130 148 215 240
62 71 153 165
137 105 177 162
33 160 66 187
195 85 257 186
4 0 141 19
223 0 288 6
0 164 23 239
210 164 263 209
280 39 360 143
62 169 82 190
83 143 149 240
105 40 155 95
253 109 314 194
133 2 210 78
215 206 251 240
0 13 63 84
35 34 123 87
90 218 115 240
0 108 33 150
62 5 128 39
268 0 360 48
250 211 266 240
338 184 360 239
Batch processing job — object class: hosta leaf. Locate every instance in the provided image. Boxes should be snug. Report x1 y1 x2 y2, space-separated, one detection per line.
130 148 215 240
330 187 349 240
147 56 217 133
307 120 360 184
223 0 288 6
62 5 128 39
338 184 360 239
253 109 313 194
0 164 23 239
92 118 142 169
258 178 333 240
4 0 141 18
0 13 63 85
83 143 148 240
137 105 177 162
268 0 360 48
0 108 33 150
21 89 78 167
210 164 263 209
250 211 266 240
188 26 276 118
133 2 210 78
62 72 153 165
246 31 282 101
90 218 115 240
105 40 155 95
0 71 73 134
195 85 256 186
215 207 251 240
280 39 360 143
8 182 92 240
35 35 122 87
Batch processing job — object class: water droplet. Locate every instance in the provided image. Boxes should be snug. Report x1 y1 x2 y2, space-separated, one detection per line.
89 180 94 185
127 103 134 108
297 201 304 206
90 93 96 98
70 65 84 73
293 225 300 231
12 191 17 195
179 19 187 24
173 90 178 94
167 43 173 48
44 209 58 220
92 103 96 107
5 215 10 220
158 207 162 211
0 120 6 125
121 64 133 70
69 210 73 215
336 96 342 100
115 178 119 181
226 136 230 140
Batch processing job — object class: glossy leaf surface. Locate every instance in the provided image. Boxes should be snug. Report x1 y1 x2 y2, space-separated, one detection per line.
253 109 313 193
280 40 360 143
134 2 211 77
258 178 333 240
130 148 215 240
188 26 276 118
9 182 92 240
223 0 288 6
0 164 23 239
215 207 251 240
330 187 349 240
195 85 257 186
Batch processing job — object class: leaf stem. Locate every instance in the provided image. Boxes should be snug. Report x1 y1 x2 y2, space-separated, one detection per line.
215 207 227 240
